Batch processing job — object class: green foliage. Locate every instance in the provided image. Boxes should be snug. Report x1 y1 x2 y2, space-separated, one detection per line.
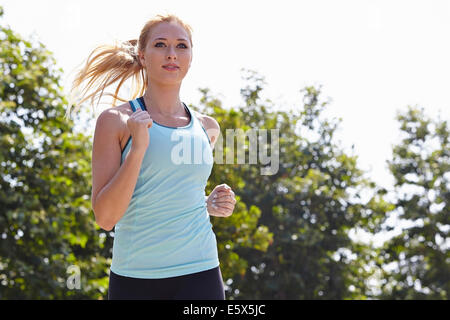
1 5 447 300
195 72 392 299
0 8 109 299
378 107 449 299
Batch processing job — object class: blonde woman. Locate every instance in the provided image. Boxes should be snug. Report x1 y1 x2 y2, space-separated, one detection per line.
69 13 236 300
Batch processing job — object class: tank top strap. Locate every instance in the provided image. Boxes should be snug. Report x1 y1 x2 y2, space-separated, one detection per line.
129 98 144 112
134 96 190 115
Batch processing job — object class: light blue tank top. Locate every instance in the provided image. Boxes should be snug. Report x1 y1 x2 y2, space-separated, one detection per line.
110 96 219 279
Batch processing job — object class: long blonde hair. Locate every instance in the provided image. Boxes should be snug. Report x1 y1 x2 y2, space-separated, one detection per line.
66 13 193 119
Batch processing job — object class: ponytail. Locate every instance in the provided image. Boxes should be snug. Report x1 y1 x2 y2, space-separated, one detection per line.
66 39 147 118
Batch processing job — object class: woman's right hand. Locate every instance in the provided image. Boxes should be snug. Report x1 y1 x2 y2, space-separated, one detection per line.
127 109 153 152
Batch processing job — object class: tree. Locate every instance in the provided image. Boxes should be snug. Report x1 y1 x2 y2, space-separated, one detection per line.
198 69 392 299
5 4 446 299
378 106 449 299
0 7 109 299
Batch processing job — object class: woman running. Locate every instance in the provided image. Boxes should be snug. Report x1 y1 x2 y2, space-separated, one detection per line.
69 13 236 300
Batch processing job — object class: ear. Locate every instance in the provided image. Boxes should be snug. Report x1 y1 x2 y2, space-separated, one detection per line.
138 50 146 66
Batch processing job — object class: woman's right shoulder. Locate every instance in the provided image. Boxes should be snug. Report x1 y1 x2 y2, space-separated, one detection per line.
95 101 132 131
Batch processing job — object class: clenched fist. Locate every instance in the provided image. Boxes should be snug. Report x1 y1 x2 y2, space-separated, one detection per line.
127 108 153 152
206 184 236 217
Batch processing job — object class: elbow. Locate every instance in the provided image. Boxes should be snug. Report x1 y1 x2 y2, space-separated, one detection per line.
95 214 115 232
92 201 115 232
97 219 115 232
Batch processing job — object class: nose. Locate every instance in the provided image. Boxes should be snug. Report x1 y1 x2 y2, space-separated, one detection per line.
166 45 177 60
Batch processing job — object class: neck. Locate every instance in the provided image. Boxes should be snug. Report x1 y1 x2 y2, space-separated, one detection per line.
143 83 183 116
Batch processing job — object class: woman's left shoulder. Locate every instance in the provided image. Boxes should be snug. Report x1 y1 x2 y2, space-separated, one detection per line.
192 110 221 146
194 111 219 129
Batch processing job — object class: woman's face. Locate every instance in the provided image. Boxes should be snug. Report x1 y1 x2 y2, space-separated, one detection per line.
139 21 192 85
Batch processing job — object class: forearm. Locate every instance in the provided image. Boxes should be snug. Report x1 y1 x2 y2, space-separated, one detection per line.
93 147 146 230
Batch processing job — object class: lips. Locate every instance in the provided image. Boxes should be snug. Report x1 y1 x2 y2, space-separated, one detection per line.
162 64 179 69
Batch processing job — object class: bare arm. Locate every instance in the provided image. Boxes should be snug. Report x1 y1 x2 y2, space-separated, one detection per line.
91 109 145 231
194 111 221 149
201 115 235 217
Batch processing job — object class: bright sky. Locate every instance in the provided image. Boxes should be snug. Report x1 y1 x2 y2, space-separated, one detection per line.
2 0 449 246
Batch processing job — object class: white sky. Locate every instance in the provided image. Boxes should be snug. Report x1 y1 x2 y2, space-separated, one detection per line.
2 0 449 211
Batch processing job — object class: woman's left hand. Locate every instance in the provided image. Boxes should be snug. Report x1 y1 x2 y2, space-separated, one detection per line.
206 184 236 217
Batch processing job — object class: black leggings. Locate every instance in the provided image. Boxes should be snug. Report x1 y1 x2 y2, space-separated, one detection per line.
108 266 225 300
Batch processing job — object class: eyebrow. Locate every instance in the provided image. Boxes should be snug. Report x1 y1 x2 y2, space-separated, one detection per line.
153 37 188 42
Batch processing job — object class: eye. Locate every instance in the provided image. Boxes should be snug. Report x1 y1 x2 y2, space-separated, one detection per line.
155 42 188 48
